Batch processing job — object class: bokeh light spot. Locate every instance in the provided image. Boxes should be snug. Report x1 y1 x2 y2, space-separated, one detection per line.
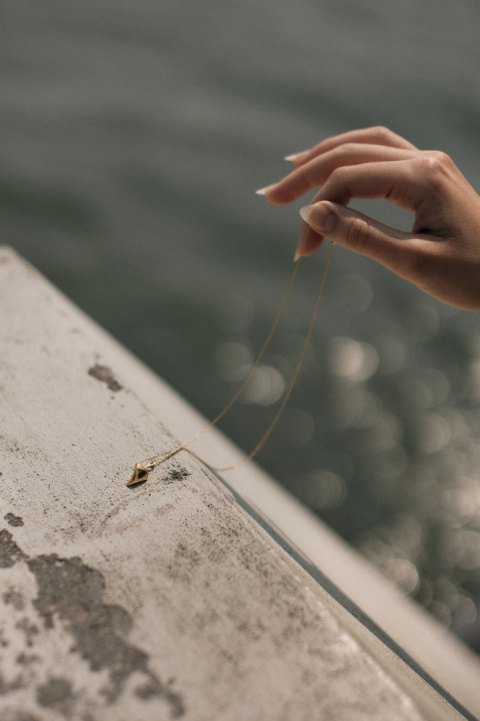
240 364 285 406
300 469 346 510
328 336 379 383
215 340 253 382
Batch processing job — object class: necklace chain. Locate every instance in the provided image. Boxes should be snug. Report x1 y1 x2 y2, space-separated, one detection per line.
127 242 334 486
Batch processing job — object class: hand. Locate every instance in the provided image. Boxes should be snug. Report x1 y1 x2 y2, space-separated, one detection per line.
257 126 480 311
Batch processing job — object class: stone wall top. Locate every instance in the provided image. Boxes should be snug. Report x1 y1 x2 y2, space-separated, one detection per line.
0 246 478 721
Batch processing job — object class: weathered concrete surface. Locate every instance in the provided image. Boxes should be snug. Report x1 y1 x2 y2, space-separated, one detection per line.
0 246 478 721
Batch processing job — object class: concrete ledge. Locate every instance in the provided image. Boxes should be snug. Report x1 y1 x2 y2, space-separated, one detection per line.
0 246 479 721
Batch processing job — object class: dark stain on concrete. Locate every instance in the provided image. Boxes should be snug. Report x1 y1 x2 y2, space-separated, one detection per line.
36 677 75 718
16 652 40 666
88 364 123 392
3 590 25 611
16 618 39 647
27 553 184 714
4 513 24 527
0 530 185 717
28 553 183 715
168 468 191 482
135 677 165 700
0 529 28 568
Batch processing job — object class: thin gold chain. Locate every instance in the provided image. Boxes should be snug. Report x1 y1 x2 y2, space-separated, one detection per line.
127 242 334 485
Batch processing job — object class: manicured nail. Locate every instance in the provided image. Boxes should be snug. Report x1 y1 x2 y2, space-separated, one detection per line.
255 184 275 196
299 205 313 224
299 203 336 233
284 150 310 163
294 224 311 261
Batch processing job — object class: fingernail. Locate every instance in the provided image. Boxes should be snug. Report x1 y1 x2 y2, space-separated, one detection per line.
299 203 336 233
299 205 313 224
294 225 311 261
284 150 310 162
255 184 276 196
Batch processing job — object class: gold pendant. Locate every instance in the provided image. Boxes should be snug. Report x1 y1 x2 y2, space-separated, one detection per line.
127 463 150 486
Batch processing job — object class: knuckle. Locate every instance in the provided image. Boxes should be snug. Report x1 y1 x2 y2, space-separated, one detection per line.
430 149 452 165
329 166 348 184
372 125 394 142
340 142 357 155
426 150 450 168
346 216 371 251
418 151 453 177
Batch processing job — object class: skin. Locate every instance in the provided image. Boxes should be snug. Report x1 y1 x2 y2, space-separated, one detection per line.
257 126 480 311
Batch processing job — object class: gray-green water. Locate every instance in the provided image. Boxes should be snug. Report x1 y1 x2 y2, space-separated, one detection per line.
3 0 480 652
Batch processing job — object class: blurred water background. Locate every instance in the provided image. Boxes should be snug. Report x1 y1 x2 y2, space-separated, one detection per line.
2 0 480 653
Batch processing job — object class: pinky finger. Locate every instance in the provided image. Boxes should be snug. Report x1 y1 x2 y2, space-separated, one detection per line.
286 126 418 168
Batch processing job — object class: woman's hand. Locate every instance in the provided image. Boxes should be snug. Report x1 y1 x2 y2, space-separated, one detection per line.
257 126 480 311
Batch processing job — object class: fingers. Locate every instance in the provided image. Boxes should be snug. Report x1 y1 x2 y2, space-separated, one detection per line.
319 156 468 238
261 144 417 205
256 127 480 310
292 156 457 262
284 126 418 168
296 201 435 282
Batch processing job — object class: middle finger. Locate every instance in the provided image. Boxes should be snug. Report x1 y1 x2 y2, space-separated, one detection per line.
262 144 418 205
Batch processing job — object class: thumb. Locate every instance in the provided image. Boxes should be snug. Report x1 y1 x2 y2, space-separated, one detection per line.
298 201 420 274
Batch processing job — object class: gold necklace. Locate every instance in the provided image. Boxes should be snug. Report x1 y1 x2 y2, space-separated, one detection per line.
127 241 335 486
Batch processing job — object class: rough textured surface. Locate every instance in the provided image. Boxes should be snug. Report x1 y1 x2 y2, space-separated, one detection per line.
0 246 470 721
0 503 424 721
0 530 184 718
